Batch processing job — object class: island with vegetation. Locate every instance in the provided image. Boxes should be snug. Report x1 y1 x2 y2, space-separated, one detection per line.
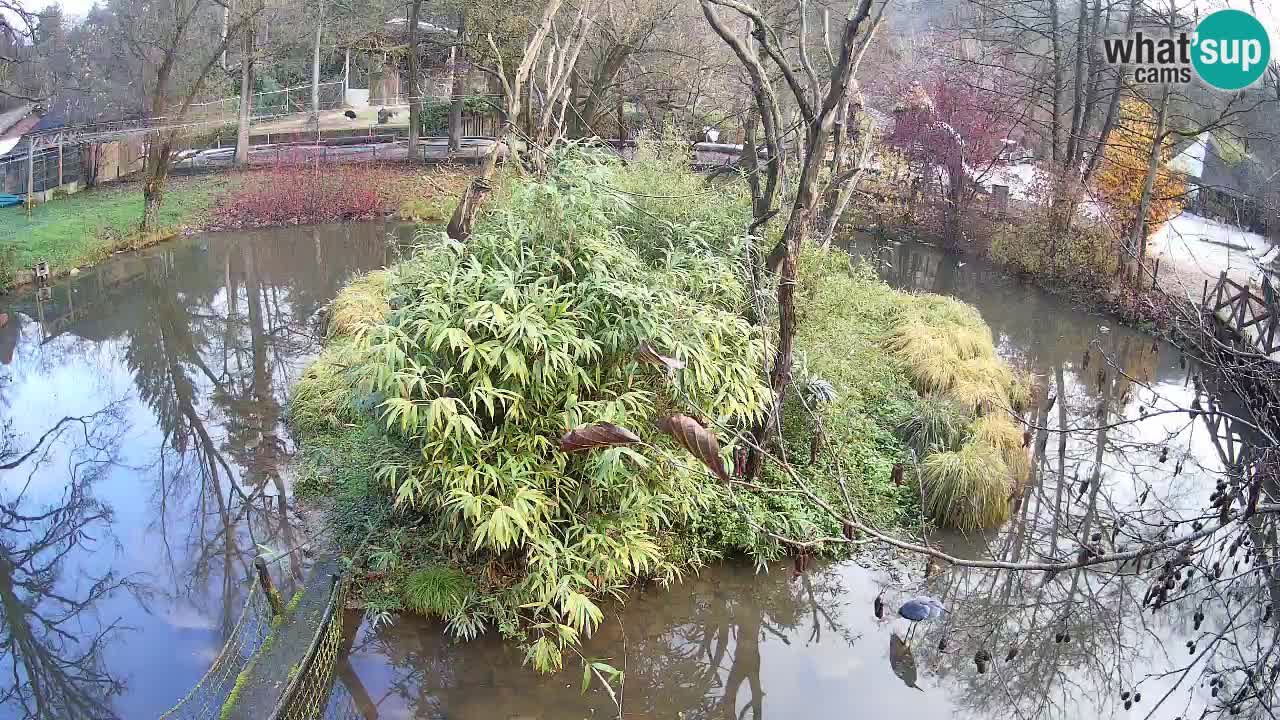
290 145 1029 670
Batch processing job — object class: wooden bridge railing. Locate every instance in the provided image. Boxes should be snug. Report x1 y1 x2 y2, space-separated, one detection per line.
1207 272 1280 356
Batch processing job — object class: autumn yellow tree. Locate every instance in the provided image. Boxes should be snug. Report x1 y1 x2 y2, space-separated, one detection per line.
1092 97 1186 234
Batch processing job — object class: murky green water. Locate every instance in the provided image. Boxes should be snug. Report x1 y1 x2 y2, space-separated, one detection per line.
0 230 1266 719
0 223 410 719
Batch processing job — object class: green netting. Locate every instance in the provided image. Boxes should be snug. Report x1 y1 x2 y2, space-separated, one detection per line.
157 583 273 720
268 575 350 720
158 559 356 720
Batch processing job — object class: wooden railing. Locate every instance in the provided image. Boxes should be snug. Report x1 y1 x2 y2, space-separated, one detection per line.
1207 272 1280 356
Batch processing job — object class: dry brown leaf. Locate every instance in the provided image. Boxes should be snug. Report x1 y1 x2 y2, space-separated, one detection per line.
559 423 642 453
656 414 728 481
635 340 686 373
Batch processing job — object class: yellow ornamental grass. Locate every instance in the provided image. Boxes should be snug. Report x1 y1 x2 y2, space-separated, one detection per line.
327 269 393 338
921 442 1012 530
886 317 1018 414
884 294 1033 529
972 414 1031 488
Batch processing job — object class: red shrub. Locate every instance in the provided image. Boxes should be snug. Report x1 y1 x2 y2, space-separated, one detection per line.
212 164 388 229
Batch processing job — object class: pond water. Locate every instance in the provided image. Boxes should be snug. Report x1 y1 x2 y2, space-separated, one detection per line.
336 237 1271 720
0 229 1269 719
0 222 410 719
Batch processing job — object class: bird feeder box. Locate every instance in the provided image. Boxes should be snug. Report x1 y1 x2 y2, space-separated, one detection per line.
34 260 49 281
37 286 52 302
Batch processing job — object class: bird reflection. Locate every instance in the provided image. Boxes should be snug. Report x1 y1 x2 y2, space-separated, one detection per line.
890 633 924 691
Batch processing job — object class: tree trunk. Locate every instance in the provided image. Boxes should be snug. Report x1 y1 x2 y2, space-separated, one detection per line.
1048 0 1063 165
446 148 498 240
745 83 848 476
579 48 629 136
448 61 466 154
407 0 423 161
310 0 324 130
944 160 965 248
818 97 851 247
1048 0 1089 242
447 12 468 154
141 135 173 234
1126 84 1170 284
1063 0 1087 169
235 24 255 167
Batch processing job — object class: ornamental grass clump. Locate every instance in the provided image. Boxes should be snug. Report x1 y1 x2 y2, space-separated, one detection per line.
921 442 1012 529
896 394 972 455
885 294 1026 415
880 283 1031 529
326 270 392 338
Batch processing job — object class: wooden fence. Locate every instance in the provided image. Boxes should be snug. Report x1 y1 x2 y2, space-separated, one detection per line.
1206 272 1280 356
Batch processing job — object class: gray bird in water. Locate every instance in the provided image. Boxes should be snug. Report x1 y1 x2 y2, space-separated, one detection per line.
899 597 945 640
899 596 945 622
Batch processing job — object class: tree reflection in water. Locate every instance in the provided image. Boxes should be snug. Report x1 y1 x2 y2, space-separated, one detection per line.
0 223 403 717
0 403 137 719
339 562 861 720
126 227 398 633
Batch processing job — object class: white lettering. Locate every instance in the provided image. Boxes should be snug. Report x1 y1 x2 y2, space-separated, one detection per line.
1242 39 1262 72
1200 38 1219 64
1222 39 1239 64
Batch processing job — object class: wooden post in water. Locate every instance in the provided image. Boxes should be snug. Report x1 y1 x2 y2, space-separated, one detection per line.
1151 259 1159 290
255 556 285 616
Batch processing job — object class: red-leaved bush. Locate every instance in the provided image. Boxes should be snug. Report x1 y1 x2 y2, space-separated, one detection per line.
211 164 388 229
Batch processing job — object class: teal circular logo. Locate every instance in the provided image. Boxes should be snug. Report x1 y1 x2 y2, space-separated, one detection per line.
1192 9 1271 90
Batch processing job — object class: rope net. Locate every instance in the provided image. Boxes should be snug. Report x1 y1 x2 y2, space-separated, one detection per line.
157 583 273 720
270 576 351 720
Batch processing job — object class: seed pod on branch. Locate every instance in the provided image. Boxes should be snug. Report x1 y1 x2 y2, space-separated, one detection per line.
559 423 642 453
656 414 729 482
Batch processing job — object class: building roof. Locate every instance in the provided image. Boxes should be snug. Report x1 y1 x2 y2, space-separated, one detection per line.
383 17 456 36
0 114 40 141
338 17 457 50
0 104 33 136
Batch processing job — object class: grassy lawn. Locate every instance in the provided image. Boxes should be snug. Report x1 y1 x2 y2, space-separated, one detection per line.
0 174 236 286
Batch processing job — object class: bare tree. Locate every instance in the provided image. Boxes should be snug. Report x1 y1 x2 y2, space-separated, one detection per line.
111 0 264 232
445 0 572 241
700 0 884 478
